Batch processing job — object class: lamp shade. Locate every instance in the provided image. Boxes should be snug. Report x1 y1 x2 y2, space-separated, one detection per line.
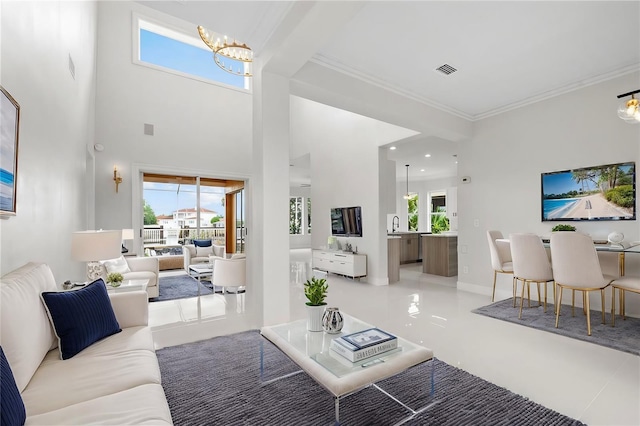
121 229 134 240
71 230 122 262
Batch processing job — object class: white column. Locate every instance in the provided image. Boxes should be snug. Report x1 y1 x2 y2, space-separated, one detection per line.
251 65 291 326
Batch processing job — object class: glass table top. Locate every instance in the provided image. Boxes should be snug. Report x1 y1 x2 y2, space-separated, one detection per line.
263 313 426 378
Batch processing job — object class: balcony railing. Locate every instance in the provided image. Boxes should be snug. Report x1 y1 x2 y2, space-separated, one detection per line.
143 226 226 246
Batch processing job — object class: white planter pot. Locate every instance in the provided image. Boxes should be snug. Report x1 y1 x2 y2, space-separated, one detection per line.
307 305 326 332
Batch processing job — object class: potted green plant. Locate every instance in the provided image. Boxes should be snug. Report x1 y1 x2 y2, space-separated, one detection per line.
106 272 124 288
304 277 328 332
551 224 576 232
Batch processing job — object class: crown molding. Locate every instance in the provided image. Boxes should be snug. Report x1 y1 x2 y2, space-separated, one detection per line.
311 55 640 122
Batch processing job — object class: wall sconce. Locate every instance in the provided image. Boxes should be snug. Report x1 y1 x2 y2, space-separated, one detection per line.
616 89 640 124
113 166 122 193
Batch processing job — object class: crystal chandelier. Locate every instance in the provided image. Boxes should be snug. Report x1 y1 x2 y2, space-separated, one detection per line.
616 89 640 124
197 26 253 77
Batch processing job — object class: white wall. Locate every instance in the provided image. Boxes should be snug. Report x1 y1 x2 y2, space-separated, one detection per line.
457 72 640 314
93 2 253 232
289 185 311 249
295 98 388 284
0 1 97 280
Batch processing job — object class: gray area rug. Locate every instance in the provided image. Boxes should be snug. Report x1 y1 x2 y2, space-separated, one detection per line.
473 297 640 356
156 330 584 425
150 274 212 302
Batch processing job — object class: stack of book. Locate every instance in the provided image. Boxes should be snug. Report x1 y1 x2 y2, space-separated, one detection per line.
330 327 398 362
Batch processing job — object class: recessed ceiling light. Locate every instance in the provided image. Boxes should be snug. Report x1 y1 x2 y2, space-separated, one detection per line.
389 146 396 150
425 154 431 157
455 161 458 164
420 169 425 172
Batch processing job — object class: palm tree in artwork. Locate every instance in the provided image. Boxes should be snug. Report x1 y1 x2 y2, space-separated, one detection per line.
572 169 590 194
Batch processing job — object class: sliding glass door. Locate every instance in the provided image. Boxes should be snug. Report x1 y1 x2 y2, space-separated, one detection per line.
142 173 243 255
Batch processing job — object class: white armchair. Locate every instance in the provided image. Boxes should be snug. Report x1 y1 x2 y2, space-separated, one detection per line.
183 243 226 271
212 257 246 293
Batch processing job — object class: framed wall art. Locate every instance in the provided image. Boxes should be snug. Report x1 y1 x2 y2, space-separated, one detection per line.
1 85 20 215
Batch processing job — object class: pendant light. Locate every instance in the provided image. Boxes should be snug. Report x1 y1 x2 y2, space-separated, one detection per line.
617 89 640 124
403 164 415 200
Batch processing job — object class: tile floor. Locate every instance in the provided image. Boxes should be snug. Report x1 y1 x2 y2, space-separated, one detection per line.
149 249 639 426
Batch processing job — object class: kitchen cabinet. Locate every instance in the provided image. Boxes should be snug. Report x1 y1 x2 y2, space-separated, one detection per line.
390 233 421 264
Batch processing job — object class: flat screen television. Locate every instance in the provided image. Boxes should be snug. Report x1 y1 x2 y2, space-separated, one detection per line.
331 206 363 237
541 161 636 222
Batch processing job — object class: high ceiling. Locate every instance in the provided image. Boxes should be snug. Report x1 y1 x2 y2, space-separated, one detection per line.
137 1 640 181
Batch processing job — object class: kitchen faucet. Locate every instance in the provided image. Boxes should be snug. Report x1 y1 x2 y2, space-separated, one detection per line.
392 216 400 232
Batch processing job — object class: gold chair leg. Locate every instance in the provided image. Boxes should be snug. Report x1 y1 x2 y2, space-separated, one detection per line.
537 282 541 307
622 290 626 320
600 289 606 324
519 279 526 319
543 281 548 313
555 286 563 328
583 292 587 316
527 283 531 307
585 291 591 336
571 290 575 317
492 270 497 302
512 276 517 307
611 287 616 327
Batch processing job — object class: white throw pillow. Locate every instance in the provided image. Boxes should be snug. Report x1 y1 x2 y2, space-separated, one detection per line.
102 256 131 274
195 246 213 257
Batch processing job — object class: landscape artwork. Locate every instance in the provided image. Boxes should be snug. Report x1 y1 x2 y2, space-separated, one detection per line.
541 162 636 221
0 86 20 215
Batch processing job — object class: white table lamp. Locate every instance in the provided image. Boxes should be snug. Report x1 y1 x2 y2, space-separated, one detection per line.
71 230 122 281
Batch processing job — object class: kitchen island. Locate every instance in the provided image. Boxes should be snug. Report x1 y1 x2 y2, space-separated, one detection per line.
421 234 458 277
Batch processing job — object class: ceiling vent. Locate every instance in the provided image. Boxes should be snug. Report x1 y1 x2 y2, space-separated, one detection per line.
435 64 457 75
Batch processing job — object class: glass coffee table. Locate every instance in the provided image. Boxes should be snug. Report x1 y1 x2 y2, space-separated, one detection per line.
260 313 435 425
105 279 148 294
188 264 213 295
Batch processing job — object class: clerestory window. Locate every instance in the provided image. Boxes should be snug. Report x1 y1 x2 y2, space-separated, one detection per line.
134 15 250 91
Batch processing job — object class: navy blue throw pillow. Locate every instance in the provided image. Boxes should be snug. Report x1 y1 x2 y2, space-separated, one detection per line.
41 279 121 360
0 346 26 426
193 239 212 247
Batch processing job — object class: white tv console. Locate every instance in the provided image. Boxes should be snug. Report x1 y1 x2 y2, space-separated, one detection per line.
312 250 367 279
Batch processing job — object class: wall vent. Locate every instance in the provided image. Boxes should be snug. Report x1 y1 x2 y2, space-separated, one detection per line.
144 123 154 136
435 64 457 75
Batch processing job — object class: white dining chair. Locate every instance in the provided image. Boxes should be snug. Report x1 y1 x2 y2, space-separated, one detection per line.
487 230 515 303
550 232 614 335
609 276 640 326
509 233 555 319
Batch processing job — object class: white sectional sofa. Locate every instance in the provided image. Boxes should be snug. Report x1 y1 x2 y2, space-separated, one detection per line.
0 262 173 425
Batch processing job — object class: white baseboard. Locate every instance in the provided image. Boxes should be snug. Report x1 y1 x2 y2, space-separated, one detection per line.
457 280 492 297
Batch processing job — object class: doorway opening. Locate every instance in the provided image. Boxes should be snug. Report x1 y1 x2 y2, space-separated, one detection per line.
141 173 245 263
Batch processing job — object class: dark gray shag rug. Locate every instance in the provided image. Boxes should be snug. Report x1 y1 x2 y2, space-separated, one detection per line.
473 297 640 356
151 274 212 302
156 330 584 426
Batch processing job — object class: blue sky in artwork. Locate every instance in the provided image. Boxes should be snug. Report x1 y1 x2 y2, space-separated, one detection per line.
542 164 634 196
139 29 244 88
542 172 589 195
